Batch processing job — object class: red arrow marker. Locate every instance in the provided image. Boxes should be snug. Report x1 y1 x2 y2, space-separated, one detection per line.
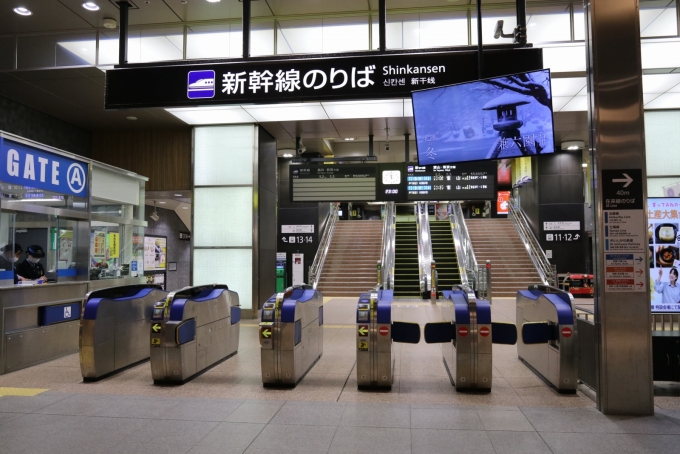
636 282 644 288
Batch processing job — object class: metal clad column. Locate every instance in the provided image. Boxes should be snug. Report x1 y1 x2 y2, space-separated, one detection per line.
117 1 130 65
378 0 386 52
243 0 251 58
586 0 653 415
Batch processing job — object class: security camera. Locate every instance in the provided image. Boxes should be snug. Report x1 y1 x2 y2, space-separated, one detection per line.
297 146 307 155
494 20 514 39
385 143 390 151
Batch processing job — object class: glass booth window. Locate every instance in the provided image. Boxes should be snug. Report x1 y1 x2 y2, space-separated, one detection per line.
90 223 144 281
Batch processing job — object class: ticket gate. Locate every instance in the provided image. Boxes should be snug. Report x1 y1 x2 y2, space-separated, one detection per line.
80 284 167 380
516 285 578 393
424 288 517 391
150 284 240 383
260 285 323 386
356 289 420 389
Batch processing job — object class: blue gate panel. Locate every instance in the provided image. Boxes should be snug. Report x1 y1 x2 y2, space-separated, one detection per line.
39 302 81 326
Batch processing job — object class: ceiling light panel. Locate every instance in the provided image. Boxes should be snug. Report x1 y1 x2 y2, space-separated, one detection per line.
644 92 680 109
322 100 404 119
642 73 680 93
243 103 327 122
13 7 32 16
551 77 587 97
560 95 588 112
82 2 100 11
166 106 256 124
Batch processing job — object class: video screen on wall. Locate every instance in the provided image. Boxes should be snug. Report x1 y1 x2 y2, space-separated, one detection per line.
412 69 555 166
649 198 680 312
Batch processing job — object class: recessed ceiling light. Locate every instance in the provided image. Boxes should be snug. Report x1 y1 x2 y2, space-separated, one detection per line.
582 163 588 168
82 2 100 11
182 206 189 209
282 153 294 158
158 201 166 204
344 138 355 141
174 193 182 197
206 0 221 3
126 116 137 120
13 7 32 16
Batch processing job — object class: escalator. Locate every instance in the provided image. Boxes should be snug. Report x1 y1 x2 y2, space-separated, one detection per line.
429 220 461 291
393 222 421 297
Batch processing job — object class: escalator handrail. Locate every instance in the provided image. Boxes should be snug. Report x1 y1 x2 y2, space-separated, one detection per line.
449 202 478 289
309 203 340 289
509 197 554 286
380 202 396 289
415 202 433 293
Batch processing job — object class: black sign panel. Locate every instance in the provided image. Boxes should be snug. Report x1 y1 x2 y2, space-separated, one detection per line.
601 169 644 210
406 161 496 201
290 165 376 202
105 47 543 109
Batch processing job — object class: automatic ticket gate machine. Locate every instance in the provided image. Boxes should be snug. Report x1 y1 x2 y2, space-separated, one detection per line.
260 285 323 386
150 284 240 383
80 284 167 380
355 289 420 389
424 289 517 390
516 285 578 393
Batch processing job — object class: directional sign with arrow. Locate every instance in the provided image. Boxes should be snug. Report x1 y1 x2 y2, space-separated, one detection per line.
358 325 368 337
612 173 634 188
152 323 161 333
602 169 643 210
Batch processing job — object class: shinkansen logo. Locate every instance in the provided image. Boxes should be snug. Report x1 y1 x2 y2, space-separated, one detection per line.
188 70 216 99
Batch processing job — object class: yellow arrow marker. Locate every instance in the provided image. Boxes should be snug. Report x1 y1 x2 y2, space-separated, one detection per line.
261 328 271 338
152 323 161 333
358 325 368 336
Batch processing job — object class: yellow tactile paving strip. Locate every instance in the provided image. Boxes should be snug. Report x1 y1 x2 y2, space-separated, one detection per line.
0 387 48 396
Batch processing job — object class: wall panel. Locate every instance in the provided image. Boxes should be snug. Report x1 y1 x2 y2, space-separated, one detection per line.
92 129 191 191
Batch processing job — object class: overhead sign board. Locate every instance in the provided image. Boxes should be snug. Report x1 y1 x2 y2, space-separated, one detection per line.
105 47 543 109
0 138 89 197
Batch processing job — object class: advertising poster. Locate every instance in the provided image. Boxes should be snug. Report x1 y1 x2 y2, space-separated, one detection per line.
91 231 106 262
108 233 120 259
512 156 532 187
59 230 73 264
497 159 512 186
144 236 167 270
648 198 680 312
497 191 511 215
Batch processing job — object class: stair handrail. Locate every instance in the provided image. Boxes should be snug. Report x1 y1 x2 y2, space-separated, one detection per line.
309 203 340 289
508 197 554 286
380 202 396 289
415 202 433 294
448 202 479 290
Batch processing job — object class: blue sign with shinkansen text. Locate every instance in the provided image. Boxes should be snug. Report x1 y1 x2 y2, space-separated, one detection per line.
0 138 88 197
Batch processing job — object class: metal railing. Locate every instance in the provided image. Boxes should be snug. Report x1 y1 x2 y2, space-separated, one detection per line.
380 202 396 290
308 203 339 289
415 202 433 294
508 197 555 286
449 202 479 290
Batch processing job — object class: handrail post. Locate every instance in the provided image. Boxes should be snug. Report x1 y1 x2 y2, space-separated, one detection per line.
430 261 437 304
486 260 492 304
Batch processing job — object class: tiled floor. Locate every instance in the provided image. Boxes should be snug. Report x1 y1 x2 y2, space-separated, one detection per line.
0 297 678 453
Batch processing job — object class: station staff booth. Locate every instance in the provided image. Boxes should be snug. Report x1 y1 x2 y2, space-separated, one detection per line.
0 131 148 375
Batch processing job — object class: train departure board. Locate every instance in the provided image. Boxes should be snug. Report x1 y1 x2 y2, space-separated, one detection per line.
406 161 496 201
290 165 376 202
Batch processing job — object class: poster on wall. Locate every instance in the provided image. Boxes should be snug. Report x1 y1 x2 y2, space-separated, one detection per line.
497 191 511 215
91 231 106 262
497 159 512 186
145 272 166 290
648 198 680 312
144 236 167 271
131 235 144 277
512 156 532 187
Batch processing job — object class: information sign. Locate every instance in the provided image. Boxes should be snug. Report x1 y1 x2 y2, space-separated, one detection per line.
406 161 496 201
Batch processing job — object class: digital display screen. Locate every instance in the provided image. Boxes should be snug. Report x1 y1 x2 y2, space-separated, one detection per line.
263 309 274 320
649 197 680 313
290 165 376 202
153 308 163 317
412 69 555 165
406 161 496 201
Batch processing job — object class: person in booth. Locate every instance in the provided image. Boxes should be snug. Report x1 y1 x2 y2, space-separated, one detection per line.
15 245 47 283
0 243 22 271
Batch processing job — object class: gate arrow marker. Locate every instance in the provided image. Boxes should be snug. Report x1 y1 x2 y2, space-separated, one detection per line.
358 326 368 336
612 173 633 187
152 323 161 333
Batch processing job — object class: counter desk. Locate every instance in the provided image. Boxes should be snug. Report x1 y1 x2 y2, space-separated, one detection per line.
0 277 147 375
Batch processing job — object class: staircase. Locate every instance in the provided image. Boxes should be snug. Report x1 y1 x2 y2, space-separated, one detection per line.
316 220 383 297
466 218 543 298
429 220 462 291
393 222 421 298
